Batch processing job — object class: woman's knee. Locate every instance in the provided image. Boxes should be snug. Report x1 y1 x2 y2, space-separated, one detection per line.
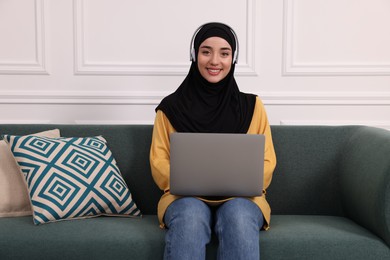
164 197 212 232
215 198 263 234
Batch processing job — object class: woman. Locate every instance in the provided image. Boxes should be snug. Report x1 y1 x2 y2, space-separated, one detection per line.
150 22 277 260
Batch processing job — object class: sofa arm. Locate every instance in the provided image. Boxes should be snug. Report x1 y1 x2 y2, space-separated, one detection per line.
340 126 390 246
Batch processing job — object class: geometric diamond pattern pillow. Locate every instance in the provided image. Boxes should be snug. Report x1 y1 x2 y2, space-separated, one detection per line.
3 135 141 225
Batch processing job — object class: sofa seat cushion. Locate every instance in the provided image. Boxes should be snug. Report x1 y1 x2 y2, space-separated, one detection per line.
0 215 165 260
1 216 389 260
260 215 390 260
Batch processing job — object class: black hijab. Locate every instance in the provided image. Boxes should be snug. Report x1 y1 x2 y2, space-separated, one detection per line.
156 22 256 133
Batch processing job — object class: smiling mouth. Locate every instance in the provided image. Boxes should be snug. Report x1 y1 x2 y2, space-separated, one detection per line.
207 68 222 75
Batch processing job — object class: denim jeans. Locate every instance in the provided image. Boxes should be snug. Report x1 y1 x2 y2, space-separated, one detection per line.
163 197 264 260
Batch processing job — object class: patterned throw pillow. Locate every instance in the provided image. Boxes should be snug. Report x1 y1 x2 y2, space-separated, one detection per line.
3 135 141 225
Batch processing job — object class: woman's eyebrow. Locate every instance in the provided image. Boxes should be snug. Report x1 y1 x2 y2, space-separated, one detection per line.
200 46 232 51
221 47 232 51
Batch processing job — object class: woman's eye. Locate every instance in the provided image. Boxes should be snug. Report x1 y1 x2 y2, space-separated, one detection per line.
201 50 210 55
221 52 230 57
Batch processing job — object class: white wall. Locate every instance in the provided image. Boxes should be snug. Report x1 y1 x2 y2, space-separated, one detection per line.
1 0 389 129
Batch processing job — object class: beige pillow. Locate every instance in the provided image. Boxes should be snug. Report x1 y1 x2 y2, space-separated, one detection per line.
0 129 60 217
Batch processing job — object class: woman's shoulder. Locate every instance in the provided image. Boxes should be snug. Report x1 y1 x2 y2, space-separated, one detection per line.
239 93 263 106
154 110 177 133
254 95 264 106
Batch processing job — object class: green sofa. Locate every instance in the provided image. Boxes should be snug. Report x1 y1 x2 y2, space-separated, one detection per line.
0 124 389 259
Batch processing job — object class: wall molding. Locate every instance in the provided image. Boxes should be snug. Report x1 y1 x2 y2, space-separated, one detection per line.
280 120 390 130
261 92 390 105
0 0 48 75
74 120 153 125
0 120 51 124
73 0 257 76
1 91 390 106
282 0 390 76
0 91 163 105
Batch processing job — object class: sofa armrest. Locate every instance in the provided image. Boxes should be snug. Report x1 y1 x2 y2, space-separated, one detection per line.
340 126 390 246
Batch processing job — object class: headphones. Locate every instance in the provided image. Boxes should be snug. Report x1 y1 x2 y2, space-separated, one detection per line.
189 22 239 64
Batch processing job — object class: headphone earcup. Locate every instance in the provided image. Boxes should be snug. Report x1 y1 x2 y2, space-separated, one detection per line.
190 48 196 62
233 51 238 64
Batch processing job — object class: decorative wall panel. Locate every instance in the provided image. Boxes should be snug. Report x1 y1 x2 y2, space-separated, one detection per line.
73 0 256 75
283 0 390 75
0 0 48 74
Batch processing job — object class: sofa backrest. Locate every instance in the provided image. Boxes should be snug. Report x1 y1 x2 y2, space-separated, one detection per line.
0 124 362 216
268 125 360 217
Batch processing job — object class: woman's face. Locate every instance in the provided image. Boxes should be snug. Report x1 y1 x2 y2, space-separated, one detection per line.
197 37 233 84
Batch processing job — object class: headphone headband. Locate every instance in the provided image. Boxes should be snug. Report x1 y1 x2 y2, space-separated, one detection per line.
189 22 239 64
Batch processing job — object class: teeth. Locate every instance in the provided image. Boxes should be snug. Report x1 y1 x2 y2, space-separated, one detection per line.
209 69 220 73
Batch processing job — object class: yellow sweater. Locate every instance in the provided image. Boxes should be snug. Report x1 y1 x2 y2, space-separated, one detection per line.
150 96 277 229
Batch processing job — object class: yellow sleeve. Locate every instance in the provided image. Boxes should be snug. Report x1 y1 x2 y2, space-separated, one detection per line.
247 96 277 190
149 110 176 192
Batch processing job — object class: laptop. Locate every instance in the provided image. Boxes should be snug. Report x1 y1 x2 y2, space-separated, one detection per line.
169 133 265 197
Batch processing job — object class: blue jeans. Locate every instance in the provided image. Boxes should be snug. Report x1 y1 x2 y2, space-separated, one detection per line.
163 197 264 260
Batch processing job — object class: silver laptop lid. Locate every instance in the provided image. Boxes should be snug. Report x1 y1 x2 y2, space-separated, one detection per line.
170 133 265 197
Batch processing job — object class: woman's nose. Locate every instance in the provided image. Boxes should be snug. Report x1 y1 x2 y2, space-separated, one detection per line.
210 53 220 65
